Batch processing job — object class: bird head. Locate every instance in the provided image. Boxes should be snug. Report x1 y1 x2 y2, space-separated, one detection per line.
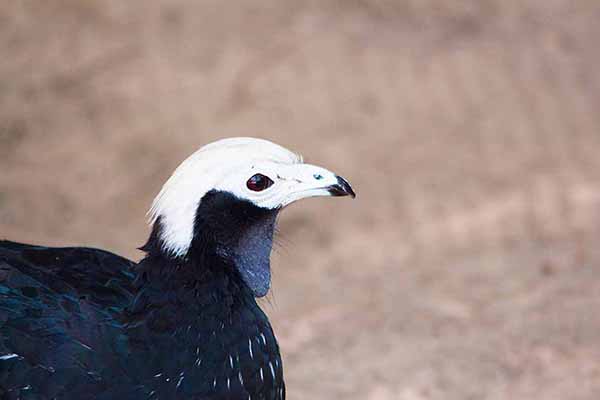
146 137 355 297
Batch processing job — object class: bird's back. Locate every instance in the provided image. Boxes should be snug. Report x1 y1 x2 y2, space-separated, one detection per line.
0 240 137 398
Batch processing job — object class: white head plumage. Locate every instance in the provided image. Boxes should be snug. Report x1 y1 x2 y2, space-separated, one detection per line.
148 137 351 257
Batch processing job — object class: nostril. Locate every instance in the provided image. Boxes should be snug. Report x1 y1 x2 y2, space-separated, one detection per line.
313 173 323 180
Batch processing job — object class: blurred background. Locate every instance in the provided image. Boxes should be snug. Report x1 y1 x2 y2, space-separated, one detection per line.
1 1 600 399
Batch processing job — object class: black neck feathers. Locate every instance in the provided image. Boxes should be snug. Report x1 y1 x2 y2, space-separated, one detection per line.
138 190 279 296
126 191 285 399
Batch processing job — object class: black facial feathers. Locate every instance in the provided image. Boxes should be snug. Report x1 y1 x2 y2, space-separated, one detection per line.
140 190 280 298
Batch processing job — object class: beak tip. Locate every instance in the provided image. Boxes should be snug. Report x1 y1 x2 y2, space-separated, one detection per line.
329 175 356 199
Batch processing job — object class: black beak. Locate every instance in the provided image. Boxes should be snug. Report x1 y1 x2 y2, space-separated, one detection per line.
328 175 356 198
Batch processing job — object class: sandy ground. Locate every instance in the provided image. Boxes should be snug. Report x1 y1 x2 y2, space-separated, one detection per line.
1 1 600 399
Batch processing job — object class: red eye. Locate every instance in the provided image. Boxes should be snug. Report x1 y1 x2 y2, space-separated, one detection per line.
246 173 274 192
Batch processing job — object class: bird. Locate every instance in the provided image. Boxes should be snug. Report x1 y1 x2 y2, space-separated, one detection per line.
0 137 355 400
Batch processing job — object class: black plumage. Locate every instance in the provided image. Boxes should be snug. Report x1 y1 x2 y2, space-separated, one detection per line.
0 192 285 400
0 136 356 400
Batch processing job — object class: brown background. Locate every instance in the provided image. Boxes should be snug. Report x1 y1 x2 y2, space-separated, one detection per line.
2 1 600 399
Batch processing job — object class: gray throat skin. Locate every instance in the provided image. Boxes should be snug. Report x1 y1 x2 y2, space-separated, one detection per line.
218 212 278 298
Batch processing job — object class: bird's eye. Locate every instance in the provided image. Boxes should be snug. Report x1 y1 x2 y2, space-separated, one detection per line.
246 173 274 192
